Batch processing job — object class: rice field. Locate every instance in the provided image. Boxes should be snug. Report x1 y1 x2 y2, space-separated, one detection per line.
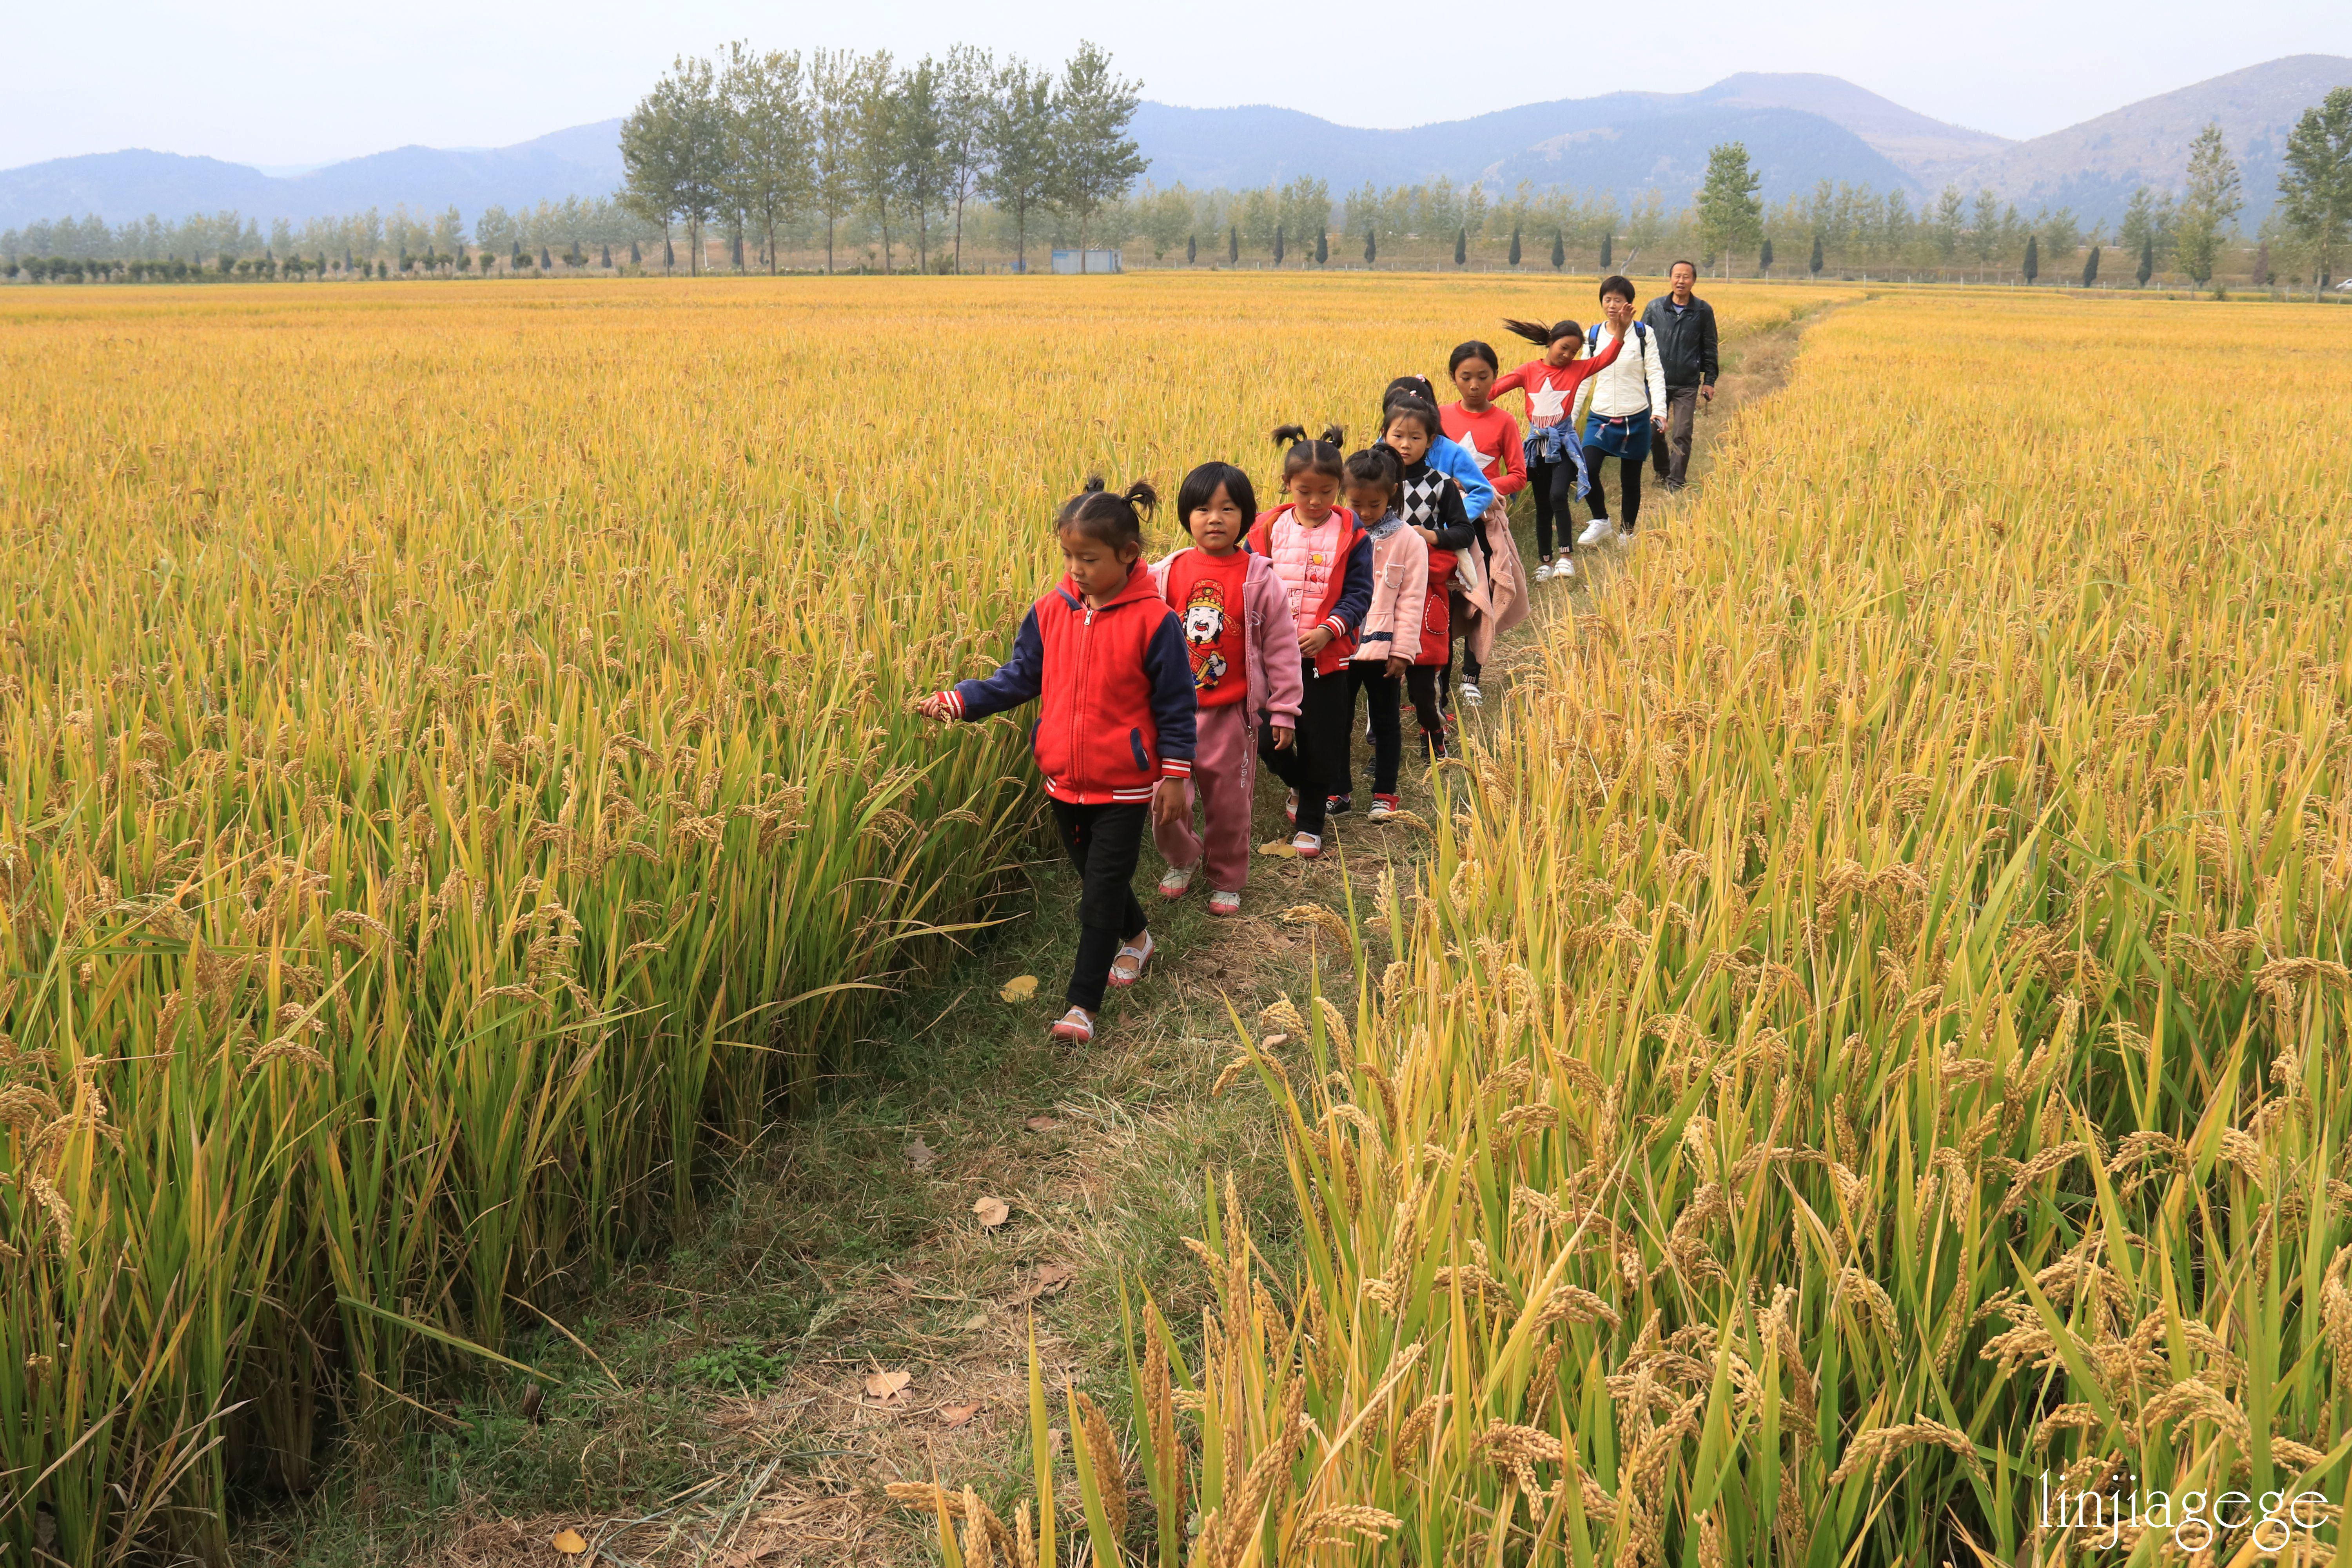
897 290 2352 1567
0 274 1844 1563
13 277 2346 1566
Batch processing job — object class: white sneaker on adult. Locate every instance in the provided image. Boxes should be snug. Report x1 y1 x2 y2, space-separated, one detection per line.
1460 681 1483 707
1534 558 1556 582
1578 517 1614 548
1559 556 1577 578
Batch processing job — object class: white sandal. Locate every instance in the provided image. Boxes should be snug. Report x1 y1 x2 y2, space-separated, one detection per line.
1049 1006 1095 1044
1107 931 1154 987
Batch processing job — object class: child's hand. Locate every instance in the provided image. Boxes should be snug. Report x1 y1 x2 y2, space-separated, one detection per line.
1416 526 1438 545
1386 657 1409 679
1152 777 1187 830
1299 627 1334 657
1271 726 1296 751
912 692 955 724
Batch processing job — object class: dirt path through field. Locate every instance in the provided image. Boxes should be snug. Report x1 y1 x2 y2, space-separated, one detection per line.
246 297 1838 1568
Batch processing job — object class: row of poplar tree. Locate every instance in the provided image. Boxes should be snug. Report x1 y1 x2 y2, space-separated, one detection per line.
617 40 1146 275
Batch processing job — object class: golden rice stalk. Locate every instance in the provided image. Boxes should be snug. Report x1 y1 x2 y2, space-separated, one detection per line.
1073 1388 1127 1544
1828 1418 1984 1485
1279 904 1354 951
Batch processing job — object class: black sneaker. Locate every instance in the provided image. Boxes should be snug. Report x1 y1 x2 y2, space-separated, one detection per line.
1325 793 1352 817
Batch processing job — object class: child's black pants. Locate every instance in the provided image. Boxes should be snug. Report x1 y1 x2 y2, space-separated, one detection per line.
1259 659 1353 834
1050 799 1148 1012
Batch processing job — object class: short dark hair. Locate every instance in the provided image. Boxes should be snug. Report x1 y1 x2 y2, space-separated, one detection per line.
1174 461 1258 532
1448 339 1499 374
1669 259 1698 278
1270 424 1347 484
1598 274 1636 303
1056 477 1157 553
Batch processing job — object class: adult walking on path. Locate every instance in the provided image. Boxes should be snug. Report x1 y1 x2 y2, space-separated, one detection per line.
1642 261 1718 494
1574 275 1669 546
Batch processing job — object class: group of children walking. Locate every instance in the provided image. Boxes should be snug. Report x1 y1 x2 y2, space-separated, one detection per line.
918 292 1670 1044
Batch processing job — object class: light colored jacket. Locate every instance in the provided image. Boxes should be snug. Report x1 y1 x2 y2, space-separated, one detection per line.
1148 547 1304 730
1574 319 1669 422
1352 524 1428 666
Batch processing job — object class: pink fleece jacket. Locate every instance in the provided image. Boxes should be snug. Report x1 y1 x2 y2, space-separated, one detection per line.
1351 522 1429 666
1148 546 1305 730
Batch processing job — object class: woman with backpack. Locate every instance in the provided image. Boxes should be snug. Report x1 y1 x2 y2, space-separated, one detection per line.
1573 274 1669 546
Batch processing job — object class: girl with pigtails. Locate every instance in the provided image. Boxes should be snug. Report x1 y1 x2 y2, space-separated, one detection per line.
1245 425 1372 859
918 479 1195 1047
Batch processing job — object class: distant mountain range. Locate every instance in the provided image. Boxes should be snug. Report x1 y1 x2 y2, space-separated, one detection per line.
5 55 2348 236
1 123 624 235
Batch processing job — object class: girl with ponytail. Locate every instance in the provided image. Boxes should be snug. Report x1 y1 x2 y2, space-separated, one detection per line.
917 477 1197 1047
1493 316 1623 579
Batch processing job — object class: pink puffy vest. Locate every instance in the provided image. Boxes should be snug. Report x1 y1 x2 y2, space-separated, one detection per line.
1264 510 1347 643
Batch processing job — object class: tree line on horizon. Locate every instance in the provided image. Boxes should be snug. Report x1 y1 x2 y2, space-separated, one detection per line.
7 82 2347 294
614 40 1146 275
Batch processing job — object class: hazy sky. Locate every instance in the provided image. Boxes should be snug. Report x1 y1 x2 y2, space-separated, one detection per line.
8 0 2349 170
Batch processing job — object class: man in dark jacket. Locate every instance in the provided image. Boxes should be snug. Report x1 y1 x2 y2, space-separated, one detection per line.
1642 261 1718 492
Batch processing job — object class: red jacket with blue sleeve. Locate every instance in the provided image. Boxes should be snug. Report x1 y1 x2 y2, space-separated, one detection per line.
938 568 1197 805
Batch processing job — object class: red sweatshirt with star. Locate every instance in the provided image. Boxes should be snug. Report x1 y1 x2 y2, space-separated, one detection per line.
1439 403 1527 497
1492 334 1624 432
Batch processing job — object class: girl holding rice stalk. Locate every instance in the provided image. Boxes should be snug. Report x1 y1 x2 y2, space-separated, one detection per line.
916 479 1195 1046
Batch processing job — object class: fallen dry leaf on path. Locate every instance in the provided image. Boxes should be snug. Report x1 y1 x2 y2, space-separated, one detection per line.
939 1403 980 1428
864 1368 912 1401
904 1138 935 1170
1256 839 1299 858
1023 1115 1062 1132
1011 1261 1076 1302
998 975 1038 1002
973 1196 1010 1228
552 1528 588 1555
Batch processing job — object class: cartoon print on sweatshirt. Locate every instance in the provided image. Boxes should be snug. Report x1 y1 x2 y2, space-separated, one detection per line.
1183 577 1231 691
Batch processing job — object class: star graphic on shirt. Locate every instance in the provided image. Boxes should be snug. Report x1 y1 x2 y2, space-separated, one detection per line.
1456 431 1495 469
1527 380 1571 420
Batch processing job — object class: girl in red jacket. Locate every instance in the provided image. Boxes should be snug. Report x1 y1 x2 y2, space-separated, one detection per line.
1494 318 1622 581
1149 461 1304 917
917 480 1197 1046
1249 425 1373 859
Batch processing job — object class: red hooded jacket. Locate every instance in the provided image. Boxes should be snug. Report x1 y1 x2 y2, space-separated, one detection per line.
939 568 1197 805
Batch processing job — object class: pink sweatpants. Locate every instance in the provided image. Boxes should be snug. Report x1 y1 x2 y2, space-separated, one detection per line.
1154 702 1255 893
